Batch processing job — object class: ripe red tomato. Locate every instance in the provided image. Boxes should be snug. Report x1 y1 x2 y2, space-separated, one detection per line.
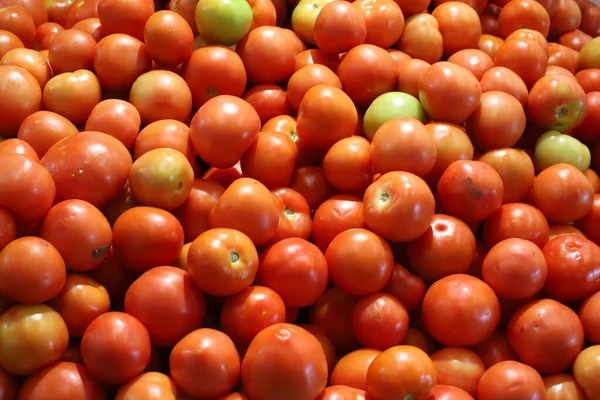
187 228 258 297
85 99 142 150
268 187 312 244
480 66 529 106
0 65 41 137
115 372 178 400
81 312 151 384
422 274 501 346
477 361 545 399
48 273 110 337
507 298 584 373
112 206 184 272
482 203 550 249
314 1 367 54
311 195 364 251
124 266 206 346
383 263 427 312
494 38 547 88
258 238 328 308
579 290 600 344
240 131 297 189
17 111 78 159
242 323 328 400
478 148 535 204
398 14 443 64
326 228 393 296
173 179 225 242
19 362 105 400
430 348 485 397
432 1 482 55
290 166 335 210
330 348 381 391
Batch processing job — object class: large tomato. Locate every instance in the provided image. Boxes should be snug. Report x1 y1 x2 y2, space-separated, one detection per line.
477 361 545 399
18 362 105 400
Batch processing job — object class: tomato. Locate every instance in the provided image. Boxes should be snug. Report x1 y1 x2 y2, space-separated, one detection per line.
325 228 393 296
142 10 194 66
41 199 111 271
190 95 260 168
574 92 600 141
289 166 335 210
363 171 435 242
195 0 251 45
418 62 481 125
337 44 397 107
93 34 153 92
19 362 105 400
396 59 430 99
530 163 595 223
258 238 328 307
287 65 341 113
42 70 101 125
351 292 409 350
112 206 184 272
330 348 380 391
479 34 504 58
576 69 600 92
0 48 51 90
497 0 551 38
528 74 587 132
0 5 35 48
0 139 38 161
242 323 328 400
367 345 436 400
313 1 366 54
0 29 23 61
548 42 579 72
472 331 517 369
116 372 178 400
370 118 435 177
0 208 15 253
187 228 258 296
428 385 475 400
437 160 503 223
394 0 430 16
580 1 600 36
423 122 474 184
311 195 364 251
429 348 484 397
0 236 65 303
81 312 151 384
316 386 370 400
482 238 547 301
48 273 110 336
221 285 286 347
243 84 292 124
296 84 357 150
480 66 528 106
544 374 587 400
353 0 404 49
71 18 103 41
0 65 41 137
240 131 297 189
291 0 334 45
432 2 482 56
323 136 372 195
447 49 494 80
47 29 95 75
0 304 68 376
407 214 476 283
507 298 584 373
478 148 535 204
268 187 312 244
477 361 545 400
550 0 582 36
494 38 547 88
482 203 550 249
383 263 427 312
88 250 139 307
397 14 443 64
573 345 600 399
97 0 153 39
309 288 360 353
560 29 592 51
534 131 591 172
84 100 141 150
422 274 501 346
41 131 132 208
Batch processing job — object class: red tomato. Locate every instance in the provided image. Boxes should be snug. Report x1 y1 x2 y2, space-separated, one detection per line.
497 0 551 38
0 304 68 376
397 14 443 64
407 214 476 283
542 235 600 302
268 187 312 244
353 0 405 49
494 38 547 88
84 99 141 150
241 323 328 400
187 228 258 297
507 298 584 373
574 92 600 141
579 290 600 344
290 166 335 210
258 238 328 308
17 111 78 159
367 345 436 400
48 273 110 337
478 148 535 204
115 372 178 400
330 348 381 391
42 70 101 124
47 29 96 74
0 138 38 161
482 203 550 249
447 48 494 80
311 195 364 251
430 348 485 397
424 122 474 185
481 238 547 301
544 374 587 400
144 10 193 66
323 136 373 195
480 66 529 106
0 64 41 137
309 288 360 353
315 385 370 400
124 266 206 346
422 274 501 346
351 292 409 350
472 331 517 369
97 0 153 40
41 131 132 208
363 171 436 242
432 2 482 55
170 328 240 399
221 285 286 347
81 312 150 384
19 362 105 400
437 160 504 223
477 361 545 399
429 385 475 400
397 58 430 98
326 228 393 296
240 131 297 189
112 206 184 272
383 263 427 312
314 1 367 54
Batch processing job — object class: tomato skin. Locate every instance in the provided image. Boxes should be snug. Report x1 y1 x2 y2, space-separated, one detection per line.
326 228 394 296
430 348 484 397
543 374 587 400
330 348 380 391
507 299 584 374
187 228 258 297
112 206 184 273
81 312 151 384
115 372 178 400
482 203 550 249
367 345 437 400
472 331 517 369
19 362 105 400
0 65 41 137
0 304 69 376
241 323 328 400
363 171 436 242
258 238 328 308
240 131 297 189
383 264 426 312
351 293 409 350
494 38 547 88
41 131 132 209
314 1 367 54
124 266 206 347
85 99 141 150
422 274 501 347
432 1 482 56
268 187 312 245
480 66 528 106
477 361 545 400
407 214 476 283
573 345 600 399
398 14 444 64
437 160 504 223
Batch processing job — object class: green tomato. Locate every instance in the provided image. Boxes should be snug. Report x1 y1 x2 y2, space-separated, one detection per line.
363 92 425 140
534 130 591 172
194 0 253 46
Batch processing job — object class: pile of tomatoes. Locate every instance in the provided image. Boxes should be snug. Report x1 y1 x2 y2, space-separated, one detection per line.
1 0 600 398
